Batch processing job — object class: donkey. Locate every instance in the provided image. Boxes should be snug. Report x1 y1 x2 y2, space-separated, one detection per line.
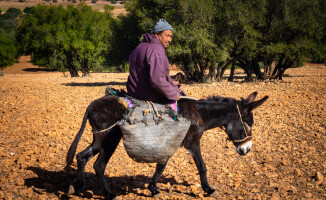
65 91 268 199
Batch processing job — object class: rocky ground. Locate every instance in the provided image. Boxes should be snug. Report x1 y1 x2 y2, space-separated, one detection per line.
0 58 325 199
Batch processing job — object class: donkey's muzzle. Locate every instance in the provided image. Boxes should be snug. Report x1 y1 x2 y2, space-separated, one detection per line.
236 140 252 156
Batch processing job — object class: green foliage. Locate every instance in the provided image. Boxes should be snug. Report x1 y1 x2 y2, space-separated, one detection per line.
0 7 22 69
23 7 34 14
16 4 116 77
0 34 17 69
3 8 23 19
112 0 324 81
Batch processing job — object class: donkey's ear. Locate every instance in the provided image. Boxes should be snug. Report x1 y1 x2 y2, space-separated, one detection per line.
246 95 269 112
245 91 258 103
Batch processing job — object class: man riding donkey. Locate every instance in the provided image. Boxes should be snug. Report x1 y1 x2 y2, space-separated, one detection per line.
66 18 269 200
127 19 185 111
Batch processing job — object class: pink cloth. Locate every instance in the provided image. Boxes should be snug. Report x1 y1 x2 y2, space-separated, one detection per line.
170 101 178 112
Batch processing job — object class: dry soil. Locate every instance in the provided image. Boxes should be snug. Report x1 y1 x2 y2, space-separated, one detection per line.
0 58 325 199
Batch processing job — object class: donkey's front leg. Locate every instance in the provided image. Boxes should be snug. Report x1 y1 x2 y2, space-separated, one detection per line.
188 146 217 198
148 161 168 198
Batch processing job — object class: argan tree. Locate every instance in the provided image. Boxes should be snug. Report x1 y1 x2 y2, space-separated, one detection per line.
16 4 115 77
0 8 22 73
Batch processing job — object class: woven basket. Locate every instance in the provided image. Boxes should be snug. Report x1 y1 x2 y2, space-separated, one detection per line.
119 100 191 163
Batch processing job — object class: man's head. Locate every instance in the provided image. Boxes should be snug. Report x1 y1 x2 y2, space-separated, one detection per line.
152 19 173 48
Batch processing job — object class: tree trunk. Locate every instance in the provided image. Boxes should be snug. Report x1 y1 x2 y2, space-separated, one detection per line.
81 59 90 77
252 60 264 80
270 56 285 80
238 59 252 81
278 60 293 80
66 51 79 77
228 62 236 82
75 50 90 77
217 60 233 81
208 61 216 82
264 58 275 78
216 62 224 82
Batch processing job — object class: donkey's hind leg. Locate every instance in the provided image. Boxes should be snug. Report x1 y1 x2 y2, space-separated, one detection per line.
68 134 102 194
148 161 168 198
93 127 122 200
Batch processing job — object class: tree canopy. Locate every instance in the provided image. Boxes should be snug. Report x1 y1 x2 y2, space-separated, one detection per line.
0 8 22 70
16 4 116 77
10 0 326 81
114 0 325 81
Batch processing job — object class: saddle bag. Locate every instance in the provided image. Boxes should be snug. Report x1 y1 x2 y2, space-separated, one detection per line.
118 99 191 163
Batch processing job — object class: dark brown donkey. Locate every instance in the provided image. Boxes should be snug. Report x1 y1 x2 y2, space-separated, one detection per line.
65 91 268 199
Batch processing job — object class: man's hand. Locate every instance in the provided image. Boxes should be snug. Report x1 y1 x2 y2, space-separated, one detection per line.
173 81 184 96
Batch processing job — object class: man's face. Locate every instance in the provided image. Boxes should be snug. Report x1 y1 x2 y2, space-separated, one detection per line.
155 30 173 48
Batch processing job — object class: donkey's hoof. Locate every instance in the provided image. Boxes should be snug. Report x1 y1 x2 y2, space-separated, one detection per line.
208 191 218 198
112 196 121 200
67 185 75 195
153 192 162 199
107 194 120 200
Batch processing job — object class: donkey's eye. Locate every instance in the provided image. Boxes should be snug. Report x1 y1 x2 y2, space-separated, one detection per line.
243 113 254 126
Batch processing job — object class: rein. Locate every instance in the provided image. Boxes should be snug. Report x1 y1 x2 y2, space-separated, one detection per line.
226 104 252 143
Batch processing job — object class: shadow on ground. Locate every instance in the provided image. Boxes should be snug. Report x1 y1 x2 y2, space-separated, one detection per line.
23 68 57 72
25 166 194 199
62 81 126 87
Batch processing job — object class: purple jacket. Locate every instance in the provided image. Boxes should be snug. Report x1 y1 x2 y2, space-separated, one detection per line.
127 33 179 101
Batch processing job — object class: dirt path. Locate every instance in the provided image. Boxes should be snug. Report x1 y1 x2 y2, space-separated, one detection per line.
0 60 325 199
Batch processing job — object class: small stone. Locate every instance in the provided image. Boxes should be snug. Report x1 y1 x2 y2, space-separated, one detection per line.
271 193 280 200
287 185 298 194
294 168 302 176
190 185 199 194
304 192 312 198
251 188 260 193
15 178 25 186
19 187 33 198
315 172 324 181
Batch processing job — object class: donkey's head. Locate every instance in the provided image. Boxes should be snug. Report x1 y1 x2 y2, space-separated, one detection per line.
224 92 268 156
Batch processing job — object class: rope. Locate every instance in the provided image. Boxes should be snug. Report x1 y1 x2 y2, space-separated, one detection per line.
223 104 252 143
149 101 164 119
92 121 118 135
232 104 252 143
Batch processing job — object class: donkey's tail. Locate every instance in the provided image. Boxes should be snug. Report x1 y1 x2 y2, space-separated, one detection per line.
65 108 89 167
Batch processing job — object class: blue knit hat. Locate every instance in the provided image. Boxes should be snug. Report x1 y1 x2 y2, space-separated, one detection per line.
152 19 173 34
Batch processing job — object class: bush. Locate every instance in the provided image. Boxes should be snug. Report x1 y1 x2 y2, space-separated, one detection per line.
91 0 97 3
0 34 17 69
23 7 34 14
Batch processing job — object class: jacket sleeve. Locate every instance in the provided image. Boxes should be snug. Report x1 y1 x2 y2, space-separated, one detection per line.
147 48 179 101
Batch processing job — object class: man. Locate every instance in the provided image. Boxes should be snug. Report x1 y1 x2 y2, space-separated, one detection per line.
127 19 183 103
